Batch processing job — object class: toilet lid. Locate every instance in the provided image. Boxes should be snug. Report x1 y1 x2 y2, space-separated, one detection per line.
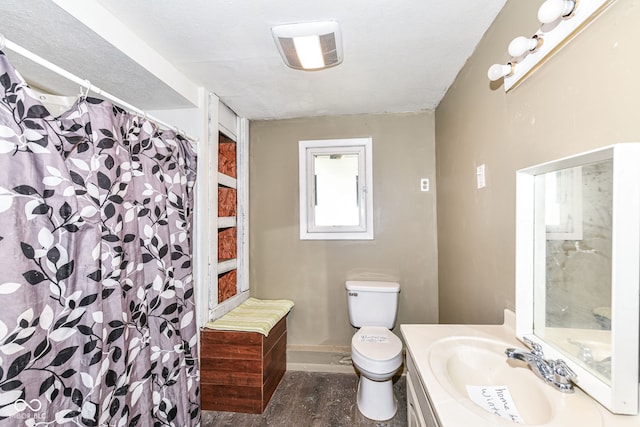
352 326 402 361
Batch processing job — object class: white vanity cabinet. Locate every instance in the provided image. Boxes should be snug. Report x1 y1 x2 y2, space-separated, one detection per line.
401 318 640 427
406 351 440 427
407 371 425 427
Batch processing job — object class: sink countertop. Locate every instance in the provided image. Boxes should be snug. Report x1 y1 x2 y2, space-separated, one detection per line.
400 311 640 427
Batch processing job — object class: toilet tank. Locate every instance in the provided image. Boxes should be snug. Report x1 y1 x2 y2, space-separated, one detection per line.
345 281 400 328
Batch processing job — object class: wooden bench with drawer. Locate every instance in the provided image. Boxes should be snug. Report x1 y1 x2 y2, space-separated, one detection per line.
200 315 287 414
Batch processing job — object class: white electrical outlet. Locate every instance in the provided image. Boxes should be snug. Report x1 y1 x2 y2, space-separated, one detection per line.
420 178 429 192
476 164 486 189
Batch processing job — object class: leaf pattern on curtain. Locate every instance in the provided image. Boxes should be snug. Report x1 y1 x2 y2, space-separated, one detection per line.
0 52 199 426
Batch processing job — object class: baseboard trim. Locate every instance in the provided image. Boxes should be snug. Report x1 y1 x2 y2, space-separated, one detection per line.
286 346 407 376
286 345 354 373
287 362 356 374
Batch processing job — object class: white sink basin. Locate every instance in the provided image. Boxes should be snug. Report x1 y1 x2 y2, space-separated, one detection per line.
427 336 603 426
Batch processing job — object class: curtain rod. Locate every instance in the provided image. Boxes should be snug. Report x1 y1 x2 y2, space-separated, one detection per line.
0 34 198 143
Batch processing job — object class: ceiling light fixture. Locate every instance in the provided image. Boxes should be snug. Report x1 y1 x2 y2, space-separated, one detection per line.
271 21 343 71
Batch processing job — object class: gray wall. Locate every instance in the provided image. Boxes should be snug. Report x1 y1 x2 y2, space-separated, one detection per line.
436 0 640 324
249 112 438 349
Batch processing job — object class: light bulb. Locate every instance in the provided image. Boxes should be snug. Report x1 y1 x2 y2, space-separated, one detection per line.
538 0 576 24
508 36 539 58
487 63 513 81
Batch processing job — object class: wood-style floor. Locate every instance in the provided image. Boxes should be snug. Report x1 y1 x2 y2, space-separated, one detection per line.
201 371 407 426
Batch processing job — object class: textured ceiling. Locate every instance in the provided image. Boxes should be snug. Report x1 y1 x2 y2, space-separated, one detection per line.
0 0 192 109
0 0 507 120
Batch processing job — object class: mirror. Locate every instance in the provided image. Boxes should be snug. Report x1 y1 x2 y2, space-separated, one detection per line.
535 161 613 383
298 138 373 240
516 143 640 415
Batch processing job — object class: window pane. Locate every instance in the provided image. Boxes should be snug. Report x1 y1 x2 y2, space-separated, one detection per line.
314 154 359 226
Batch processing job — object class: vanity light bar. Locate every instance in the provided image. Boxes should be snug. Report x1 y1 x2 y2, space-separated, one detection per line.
488 0 615 91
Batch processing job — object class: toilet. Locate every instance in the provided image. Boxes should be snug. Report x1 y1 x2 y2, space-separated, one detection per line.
346 280 403 421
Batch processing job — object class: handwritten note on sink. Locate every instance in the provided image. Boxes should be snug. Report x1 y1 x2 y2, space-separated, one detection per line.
466 385 524 424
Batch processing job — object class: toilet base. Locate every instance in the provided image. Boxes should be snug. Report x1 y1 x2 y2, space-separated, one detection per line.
356 374 397 421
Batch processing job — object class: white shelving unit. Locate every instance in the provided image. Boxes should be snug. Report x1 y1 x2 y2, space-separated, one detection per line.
209 99 249 320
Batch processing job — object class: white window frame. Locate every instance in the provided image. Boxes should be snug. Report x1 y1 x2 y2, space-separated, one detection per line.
299 138 373 240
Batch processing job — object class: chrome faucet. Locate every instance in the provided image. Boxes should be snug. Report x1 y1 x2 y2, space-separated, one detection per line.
505 338 577 393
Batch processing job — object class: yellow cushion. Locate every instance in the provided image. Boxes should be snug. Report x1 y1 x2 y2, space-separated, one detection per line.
204 297 294 336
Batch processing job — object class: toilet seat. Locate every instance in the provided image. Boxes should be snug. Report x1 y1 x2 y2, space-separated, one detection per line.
351 326 403 375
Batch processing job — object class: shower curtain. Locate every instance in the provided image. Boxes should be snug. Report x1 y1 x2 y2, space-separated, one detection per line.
0 52 200 426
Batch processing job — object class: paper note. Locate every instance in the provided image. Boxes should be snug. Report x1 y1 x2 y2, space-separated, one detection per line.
466 385 524 424
359 334 389 343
